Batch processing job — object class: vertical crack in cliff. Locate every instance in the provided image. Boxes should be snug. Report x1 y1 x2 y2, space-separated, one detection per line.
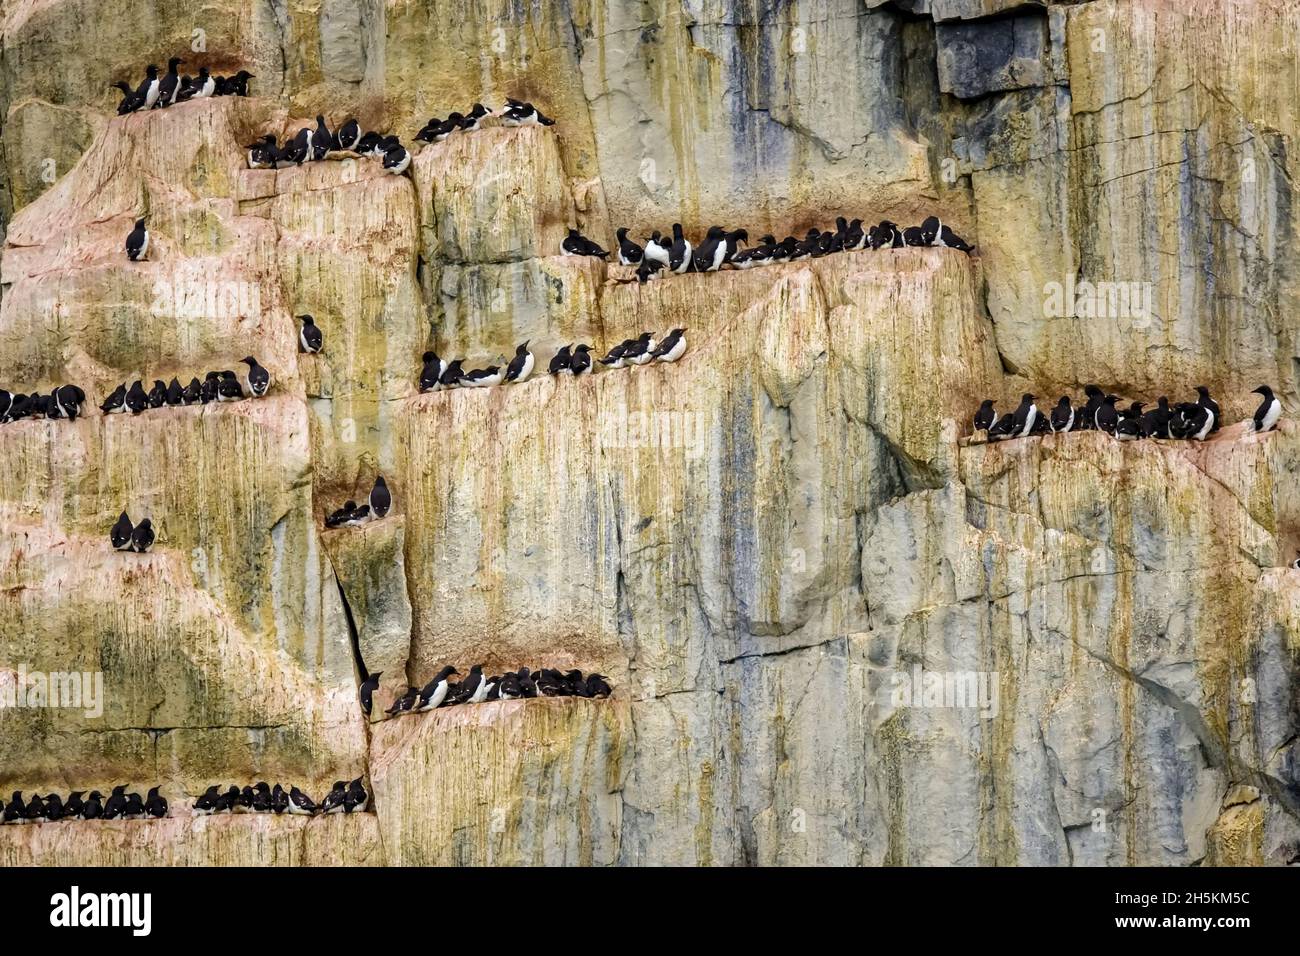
333 573 367 681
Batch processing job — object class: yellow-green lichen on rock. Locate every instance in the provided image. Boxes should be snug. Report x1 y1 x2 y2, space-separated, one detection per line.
0 0 1298 867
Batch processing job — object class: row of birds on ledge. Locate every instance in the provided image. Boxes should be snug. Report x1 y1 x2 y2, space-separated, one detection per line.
561 216 975 282
244 99 554 175
419 330 687 393
192 779 368 816
0 327 680 429
325 476 392 528
360 665 613 717
99 359 272 412
974 385 1283 441
0 385 85 422
4 786 166 824
113 56 253 113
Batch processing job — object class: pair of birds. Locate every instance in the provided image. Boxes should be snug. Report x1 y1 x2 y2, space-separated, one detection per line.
100 359 271 413
109 512 155 553
112 57 252 114
247 116 411 174
975 385 1282 442
362 664 613 717
324 476 392 528
610 215 974 283
4 786 166 823
0 385 86 423
419 331 687 392
414 99 555 144
191 779 364 815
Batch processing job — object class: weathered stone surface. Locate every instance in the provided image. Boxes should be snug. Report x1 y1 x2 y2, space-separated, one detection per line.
325 516 413 704
936 12 1049 99
0 813 383 866
1 0 1298 868
370 698 628 865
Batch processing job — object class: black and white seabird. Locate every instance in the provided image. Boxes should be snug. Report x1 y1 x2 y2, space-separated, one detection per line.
287 786 318 815
319 782 347 815
1195 385 1221 433
147 379 167 409
137 64 161 110
336 119 361 151
113 81 143 114
244 133 275 169
644 231 671 268
1049 397 1074 433
598 341 629 369
651 328 686 363
419 351 447 392
1010 394 1038 438
568 344 593 375
190 67 216 99
164 377 183 406
1115 414 1144 441
438 359 466 389
668 223 693 274
416 665 459 711
240 356 270 397
693 225 729 272
111 511 134 551
369 476 391 518
616 227 643 265
192 785 220 816
548 345 572 375
125 218 149 261
457 103 493 132
52 384 86 420
636 258 665 282
344 778 368 813
386 686 419 715
623 332 656 366
131 518 155 553
973 399 995 433
562 228 608 259
325 500 357 528
452 664 486 704
144 786 167 818
502 101 555 127
102 786 128 819
359 671 382 716
382 139 411 175
125 380 148 414
3 792 25 825
504 341 535 384
64 792 86 819
464 364 505 387
1140 396 1172 439
1095 395 1120 435
1076 385 1102 430
313 115 337 157
217 371 245 402
82 791 103 819
298 314 323 353
156 57 184 107
1250 385 1281 433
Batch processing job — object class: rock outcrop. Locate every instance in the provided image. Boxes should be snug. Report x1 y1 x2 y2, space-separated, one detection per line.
0 0 1297 866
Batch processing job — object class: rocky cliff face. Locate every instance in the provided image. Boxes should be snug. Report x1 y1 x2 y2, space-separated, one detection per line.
0 0 1297 866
